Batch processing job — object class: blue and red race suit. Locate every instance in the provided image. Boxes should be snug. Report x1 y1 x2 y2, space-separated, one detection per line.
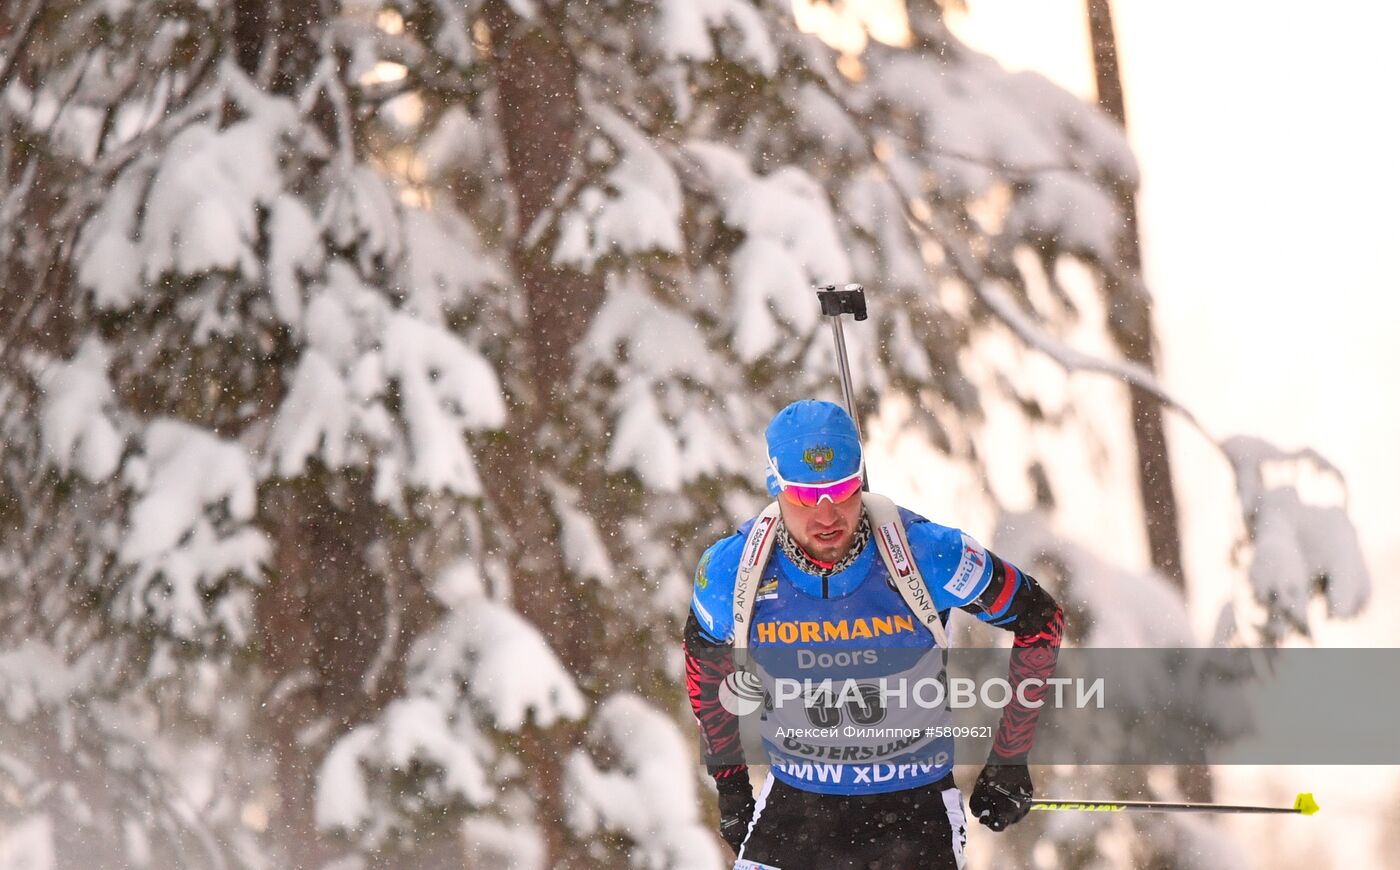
684 505 1063 798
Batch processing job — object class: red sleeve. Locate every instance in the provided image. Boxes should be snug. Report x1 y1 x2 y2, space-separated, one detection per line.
992 599 1064 761
966 557 1064 762
683 612 749 784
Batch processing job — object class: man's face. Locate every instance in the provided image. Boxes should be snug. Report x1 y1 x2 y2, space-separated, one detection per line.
778 490 863 563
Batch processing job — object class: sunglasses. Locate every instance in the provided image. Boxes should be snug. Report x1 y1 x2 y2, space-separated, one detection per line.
769 459 865 508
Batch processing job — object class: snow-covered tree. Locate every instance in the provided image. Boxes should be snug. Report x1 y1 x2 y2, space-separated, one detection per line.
0 1 1368 868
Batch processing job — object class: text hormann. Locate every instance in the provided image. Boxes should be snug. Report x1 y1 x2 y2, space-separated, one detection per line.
756 614 917 644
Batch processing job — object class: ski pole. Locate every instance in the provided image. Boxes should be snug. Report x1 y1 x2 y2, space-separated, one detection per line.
815 283 869 489
1029 792 1319 816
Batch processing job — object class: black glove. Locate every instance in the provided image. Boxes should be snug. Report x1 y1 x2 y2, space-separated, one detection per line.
717 779 756 853
969 761 1033 831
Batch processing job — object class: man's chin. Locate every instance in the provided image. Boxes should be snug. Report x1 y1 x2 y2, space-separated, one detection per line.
808 535 850 562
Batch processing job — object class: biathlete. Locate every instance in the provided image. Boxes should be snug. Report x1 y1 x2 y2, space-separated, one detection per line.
684 400 1064 869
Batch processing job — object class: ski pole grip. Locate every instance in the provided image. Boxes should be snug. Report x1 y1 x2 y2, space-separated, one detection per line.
816 284 868 321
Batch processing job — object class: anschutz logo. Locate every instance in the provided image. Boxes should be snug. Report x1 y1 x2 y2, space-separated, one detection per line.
902 574 934 619
735 516 776 627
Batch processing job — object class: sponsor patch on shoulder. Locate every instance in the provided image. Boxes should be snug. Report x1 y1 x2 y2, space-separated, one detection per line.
945 532 987 598
735 861 783 870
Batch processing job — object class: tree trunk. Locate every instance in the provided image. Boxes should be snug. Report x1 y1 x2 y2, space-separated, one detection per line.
478 4 609 865
234 5 464 865
1086 0 1209 807
260 479 388 868
1085 0 1187 592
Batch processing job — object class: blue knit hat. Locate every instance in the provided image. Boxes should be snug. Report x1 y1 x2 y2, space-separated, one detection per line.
764 400 863 497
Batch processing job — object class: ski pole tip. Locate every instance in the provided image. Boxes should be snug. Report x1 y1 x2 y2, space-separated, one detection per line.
1293 793 1319 816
